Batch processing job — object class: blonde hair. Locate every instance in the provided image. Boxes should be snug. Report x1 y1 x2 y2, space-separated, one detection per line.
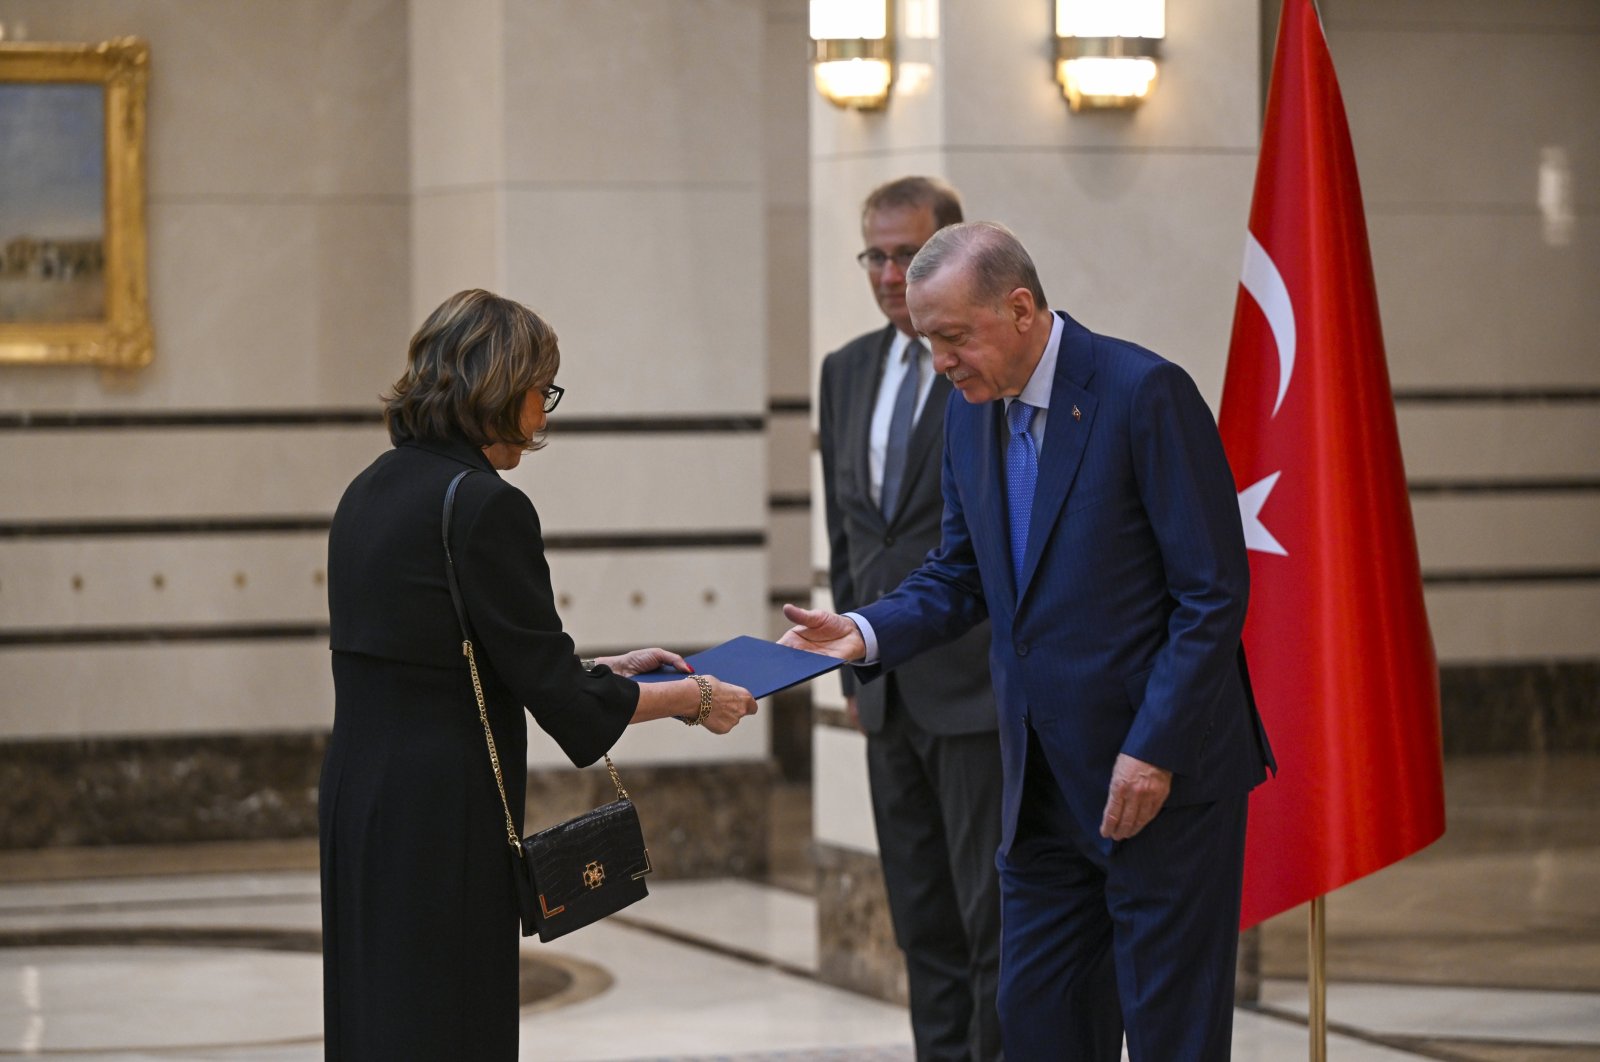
383 289 559 452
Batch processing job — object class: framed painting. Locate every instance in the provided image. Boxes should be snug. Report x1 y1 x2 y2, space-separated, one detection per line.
0 37 151 369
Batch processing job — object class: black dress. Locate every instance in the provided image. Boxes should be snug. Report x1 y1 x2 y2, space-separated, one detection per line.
319 437 639 1060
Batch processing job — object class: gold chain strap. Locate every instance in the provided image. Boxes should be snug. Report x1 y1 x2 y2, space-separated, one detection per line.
464 639 522 854
463 639 630 856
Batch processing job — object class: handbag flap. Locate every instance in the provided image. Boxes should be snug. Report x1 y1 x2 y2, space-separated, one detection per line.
523 799 650 907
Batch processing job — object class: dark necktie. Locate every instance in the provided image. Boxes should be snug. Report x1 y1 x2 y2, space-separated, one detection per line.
880 342 923 522
1006 400 1039 583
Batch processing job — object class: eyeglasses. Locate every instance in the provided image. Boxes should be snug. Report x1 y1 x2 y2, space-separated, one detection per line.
540 384 565 413
856 248 920 272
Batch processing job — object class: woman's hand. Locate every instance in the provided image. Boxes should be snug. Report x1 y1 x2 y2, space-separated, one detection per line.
696 676 758 734
597 647 691 678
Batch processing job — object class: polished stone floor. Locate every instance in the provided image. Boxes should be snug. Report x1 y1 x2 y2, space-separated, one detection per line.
0 754 1594 1060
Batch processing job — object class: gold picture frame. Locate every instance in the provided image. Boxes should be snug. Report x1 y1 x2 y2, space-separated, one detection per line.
0 37 151 369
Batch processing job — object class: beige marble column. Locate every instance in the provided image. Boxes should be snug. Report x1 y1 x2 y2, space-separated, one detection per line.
408 0 778 874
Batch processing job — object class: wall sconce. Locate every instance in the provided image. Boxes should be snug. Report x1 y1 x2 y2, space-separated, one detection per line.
1055 0 1164 111
810 0 893 111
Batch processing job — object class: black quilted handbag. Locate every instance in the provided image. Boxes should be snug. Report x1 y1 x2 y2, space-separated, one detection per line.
443 471 652 941
520 767 651 941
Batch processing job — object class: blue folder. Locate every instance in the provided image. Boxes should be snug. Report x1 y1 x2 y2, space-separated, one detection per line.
630 635 844 699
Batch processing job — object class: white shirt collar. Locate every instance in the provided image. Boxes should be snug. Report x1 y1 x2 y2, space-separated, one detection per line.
1010 311 1063 411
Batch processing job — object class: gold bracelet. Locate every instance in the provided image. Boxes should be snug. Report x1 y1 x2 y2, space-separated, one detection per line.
682 674 713 726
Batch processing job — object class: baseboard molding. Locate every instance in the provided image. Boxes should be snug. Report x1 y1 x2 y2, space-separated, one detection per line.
0 731 777 877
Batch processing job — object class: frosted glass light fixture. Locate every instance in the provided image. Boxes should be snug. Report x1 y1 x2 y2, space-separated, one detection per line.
811 0 893 111
1055 0 1164 111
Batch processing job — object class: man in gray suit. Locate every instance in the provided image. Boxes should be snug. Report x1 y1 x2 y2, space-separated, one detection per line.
818 177 1003 1061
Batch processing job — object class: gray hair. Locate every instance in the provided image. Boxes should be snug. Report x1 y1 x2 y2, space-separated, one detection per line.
906 221 1048 310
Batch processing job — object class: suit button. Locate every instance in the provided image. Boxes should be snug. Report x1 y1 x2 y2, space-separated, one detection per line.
884 535 895 547
1015 642 1029 657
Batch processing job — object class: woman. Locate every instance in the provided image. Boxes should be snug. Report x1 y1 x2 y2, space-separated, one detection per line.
319 289 756 1060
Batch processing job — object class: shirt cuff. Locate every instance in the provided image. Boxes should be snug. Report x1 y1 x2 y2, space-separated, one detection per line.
843 612 879 665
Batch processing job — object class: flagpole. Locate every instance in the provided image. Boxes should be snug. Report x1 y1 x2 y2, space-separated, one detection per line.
1309 895 1327 1061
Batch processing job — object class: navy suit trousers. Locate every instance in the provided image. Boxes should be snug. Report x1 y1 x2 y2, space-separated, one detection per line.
997 728 1248 1062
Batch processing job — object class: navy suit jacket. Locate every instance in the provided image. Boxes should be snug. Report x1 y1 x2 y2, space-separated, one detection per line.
857 311 1273 854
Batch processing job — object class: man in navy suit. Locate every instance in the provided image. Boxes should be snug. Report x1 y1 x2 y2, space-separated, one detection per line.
784 221 1274 1061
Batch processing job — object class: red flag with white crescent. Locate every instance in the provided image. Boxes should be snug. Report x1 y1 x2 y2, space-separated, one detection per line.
1219 0 1446 930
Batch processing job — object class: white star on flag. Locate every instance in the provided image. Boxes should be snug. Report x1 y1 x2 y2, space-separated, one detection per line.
1238 471 1288 556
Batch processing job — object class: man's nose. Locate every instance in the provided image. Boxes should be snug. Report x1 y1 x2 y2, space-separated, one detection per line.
930 346 956 371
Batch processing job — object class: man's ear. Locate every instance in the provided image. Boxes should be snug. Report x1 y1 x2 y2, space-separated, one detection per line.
1005 287 1037 333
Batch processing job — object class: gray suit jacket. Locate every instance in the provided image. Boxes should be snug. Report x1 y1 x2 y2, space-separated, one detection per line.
819 324 997 736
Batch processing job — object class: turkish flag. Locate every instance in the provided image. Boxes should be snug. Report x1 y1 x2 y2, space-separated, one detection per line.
1219 0 1446 930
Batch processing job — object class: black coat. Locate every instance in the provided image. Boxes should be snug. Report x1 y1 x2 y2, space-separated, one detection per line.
319 437 638 1060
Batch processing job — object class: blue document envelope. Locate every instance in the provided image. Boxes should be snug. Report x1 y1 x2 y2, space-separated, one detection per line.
630 635 843 699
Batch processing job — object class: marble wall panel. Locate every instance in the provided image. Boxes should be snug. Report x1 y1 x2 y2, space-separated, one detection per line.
766 205 814 401
944 150 1258 407
1330 18 1600 209
1426 584 1600 664
812 723 877 854
504 434 765 533
763 0 812 213
0 426 388 521
1438 661 1600 754
1397 405 1600 481
938 0 1259 153
809 454 830 573
0 641 334 739
526 760 777 877
500 187 765 416
0 200 410 413
542 547 765 649
0 732 327 848
500 0 763 187
411 188 506 320
0 535 329 629
410 0 504 192
0 0 410 198
767 412 812 497
308 202 416 397
1412 495 1600 572
0 536 775 642
0 733 772 856
1370 218 1599 392
814 841 905 1004
767 509 811 596
1327 0 1600 30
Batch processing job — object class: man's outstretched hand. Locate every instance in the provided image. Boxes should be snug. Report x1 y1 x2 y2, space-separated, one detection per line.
779 604 867 662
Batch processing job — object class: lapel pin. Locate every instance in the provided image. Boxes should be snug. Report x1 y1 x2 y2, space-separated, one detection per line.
1071 404 1082 422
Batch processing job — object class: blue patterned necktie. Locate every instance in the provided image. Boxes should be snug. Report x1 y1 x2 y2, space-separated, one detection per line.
879 342 923 523
1006 400 1039 584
